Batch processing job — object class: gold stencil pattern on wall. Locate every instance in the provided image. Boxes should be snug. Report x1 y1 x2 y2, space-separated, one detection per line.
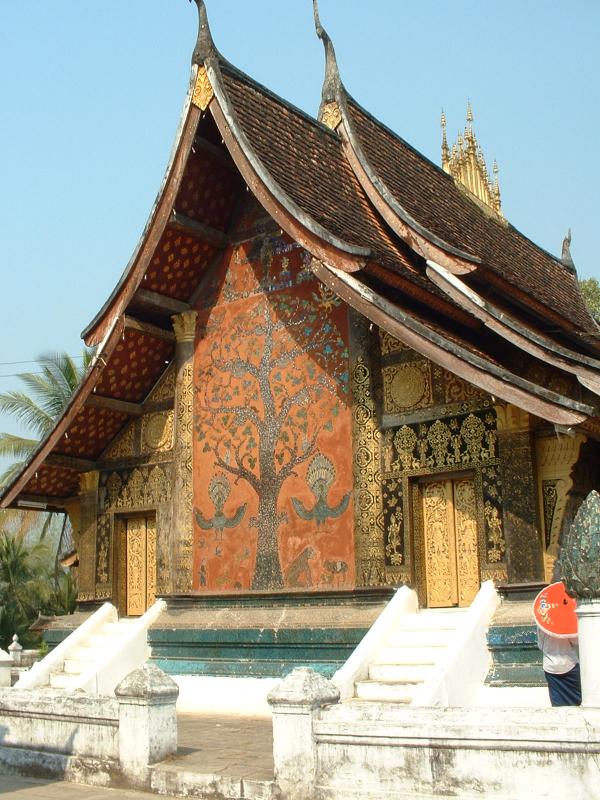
103 423 135 461
149 364 176 403
383 361 433 414
173 360 194 589
104 465 171 510
351 355 386 586
379 330 412 356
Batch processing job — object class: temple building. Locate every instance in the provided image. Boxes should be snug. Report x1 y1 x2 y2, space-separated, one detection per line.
2 2 599 677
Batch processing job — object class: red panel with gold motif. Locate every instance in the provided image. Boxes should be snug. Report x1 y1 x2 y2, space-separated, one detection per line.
21 465 80 499
145 229 217 301
176 153 238 229
53 406 130 460
94 330 174 403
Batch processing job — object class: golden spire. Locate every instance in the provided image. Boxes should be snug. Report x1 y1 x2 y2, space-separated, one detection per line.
441 110 450 172
441 103 502 217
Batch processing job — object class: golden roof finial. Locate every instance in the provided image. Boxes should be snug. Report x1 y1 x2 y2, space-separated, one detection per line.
440 105 503 218
441 110 450 172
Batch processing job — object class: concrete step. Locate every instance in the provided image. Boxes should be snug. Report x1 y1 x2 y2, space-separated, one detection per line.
376 645 446 664
103 621 137 636
369 663 431 683
49 672 78 690
394 611 466 630
385 629 455 647
62 659 86 675
88 634 117 649
355 680 415 703
68 646 99 661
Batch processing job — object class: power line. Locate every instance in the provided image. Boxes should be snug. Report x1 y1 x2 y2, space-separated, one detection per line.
0 356 85 367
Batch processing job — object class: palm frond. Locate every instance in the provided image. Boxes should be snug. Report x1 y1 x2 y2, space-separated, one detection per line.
0 391 53 435
0 433 38 460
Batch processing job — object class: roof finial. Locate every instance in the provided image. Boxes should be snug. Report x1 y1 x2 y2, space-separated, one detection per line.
313 0 343 125
561 228 577 274
190 0 217 65
441 110 450 172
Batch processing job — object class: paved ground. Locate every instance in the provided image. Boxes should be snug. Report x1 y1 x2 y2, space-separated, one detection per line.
170 713 274 779
0 714 274 796
0 775 184 798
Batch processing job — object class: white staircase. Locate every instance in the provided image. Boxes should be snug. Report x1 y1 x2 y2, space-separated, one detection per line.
16 600 165 695
333 581 500 707
354 608 468 704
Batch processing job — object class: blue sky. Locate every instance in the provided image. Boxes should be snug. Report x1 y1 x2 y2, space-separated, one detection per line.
0 0 598 452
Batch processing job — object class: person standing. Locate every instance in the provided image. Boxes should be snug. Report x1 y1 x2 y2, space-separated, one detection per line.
536 628 582 706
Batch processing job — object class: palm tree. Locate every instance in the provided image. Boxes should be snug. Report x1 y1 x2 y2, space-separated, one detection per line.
0 350 93 488
0 532 52 649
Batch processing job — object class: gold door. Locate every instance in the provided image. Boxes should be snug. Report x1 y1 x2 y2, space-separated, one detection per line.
123 516 157 616
421 477 479 608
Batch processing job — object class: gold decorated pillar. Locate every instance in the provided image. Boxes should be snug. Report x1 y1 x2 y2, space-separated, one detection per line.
495 404 543 583
535 431 586 582
170 310 197 593
77 471 99 601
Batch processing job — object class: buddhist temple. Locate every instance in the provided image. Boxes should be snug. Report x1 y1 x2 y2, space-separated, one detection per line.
2 1 599 682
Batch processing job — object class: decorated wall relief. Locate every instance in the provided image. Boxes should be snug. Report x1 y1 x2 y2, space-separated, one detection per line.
95 463 173 599
351 329 508 593
193 222 354 593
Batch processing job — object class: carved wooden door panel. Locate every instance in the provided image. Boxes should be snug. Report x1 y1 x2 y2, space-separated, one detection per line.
124 515 157 616
422 477 479 608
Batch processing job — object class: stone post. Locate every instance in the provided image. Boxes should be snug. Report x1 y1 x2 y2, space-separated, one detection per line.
495 404 544 582
0 648 12 687
268 667 340 800
115 664 179 786
8 634 23 667
575 600 600 707
170 310 197 594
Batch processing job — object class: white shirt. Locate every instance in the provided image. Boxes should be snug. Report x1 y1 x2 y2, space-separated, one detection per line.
537 628 579 675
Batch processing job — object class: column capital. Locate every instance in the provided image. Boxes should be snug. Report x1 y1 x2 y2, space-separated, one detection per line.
79 470 99 495
171 310 198 343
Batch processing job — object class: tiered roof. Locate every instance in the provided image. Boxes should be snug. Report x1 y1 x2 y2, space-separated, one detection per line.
1 0 599 510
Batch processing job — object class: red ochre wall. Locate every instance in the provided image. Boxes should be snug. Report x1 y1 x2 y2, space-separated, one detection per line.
192 222 354 593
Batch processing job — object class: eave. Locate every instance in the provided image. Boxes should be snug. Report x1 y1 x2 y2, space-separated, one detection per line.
311 259 592 429
426 261 600 396
81 69 202 347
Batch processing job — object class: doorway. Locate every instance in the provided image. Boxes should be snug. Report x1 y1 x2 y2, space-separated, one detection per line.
117 514 157 616
418 476 480 608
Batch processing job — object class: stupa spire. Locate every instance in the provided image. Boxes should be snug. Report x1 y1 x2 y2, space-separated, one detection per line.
442 103 503 217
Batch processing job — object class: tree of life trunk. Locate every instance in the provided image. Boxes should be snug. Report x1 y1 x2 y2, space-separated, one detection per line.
195 293 348 591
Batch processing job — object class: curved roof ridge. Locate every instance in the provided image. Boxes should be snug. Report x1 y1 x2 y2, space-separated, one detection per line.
311 6 480 273
345 93 584 277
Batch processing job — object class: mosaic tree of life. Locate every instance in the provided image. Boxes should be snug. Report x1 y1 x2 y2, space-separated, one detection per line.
195 293 348 590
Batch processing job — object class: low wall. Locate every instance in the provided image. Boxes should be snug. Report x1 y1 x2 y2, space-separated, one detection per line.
0 664 178 790
269 668 600 800
0 688 118 760
314 704 600 800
